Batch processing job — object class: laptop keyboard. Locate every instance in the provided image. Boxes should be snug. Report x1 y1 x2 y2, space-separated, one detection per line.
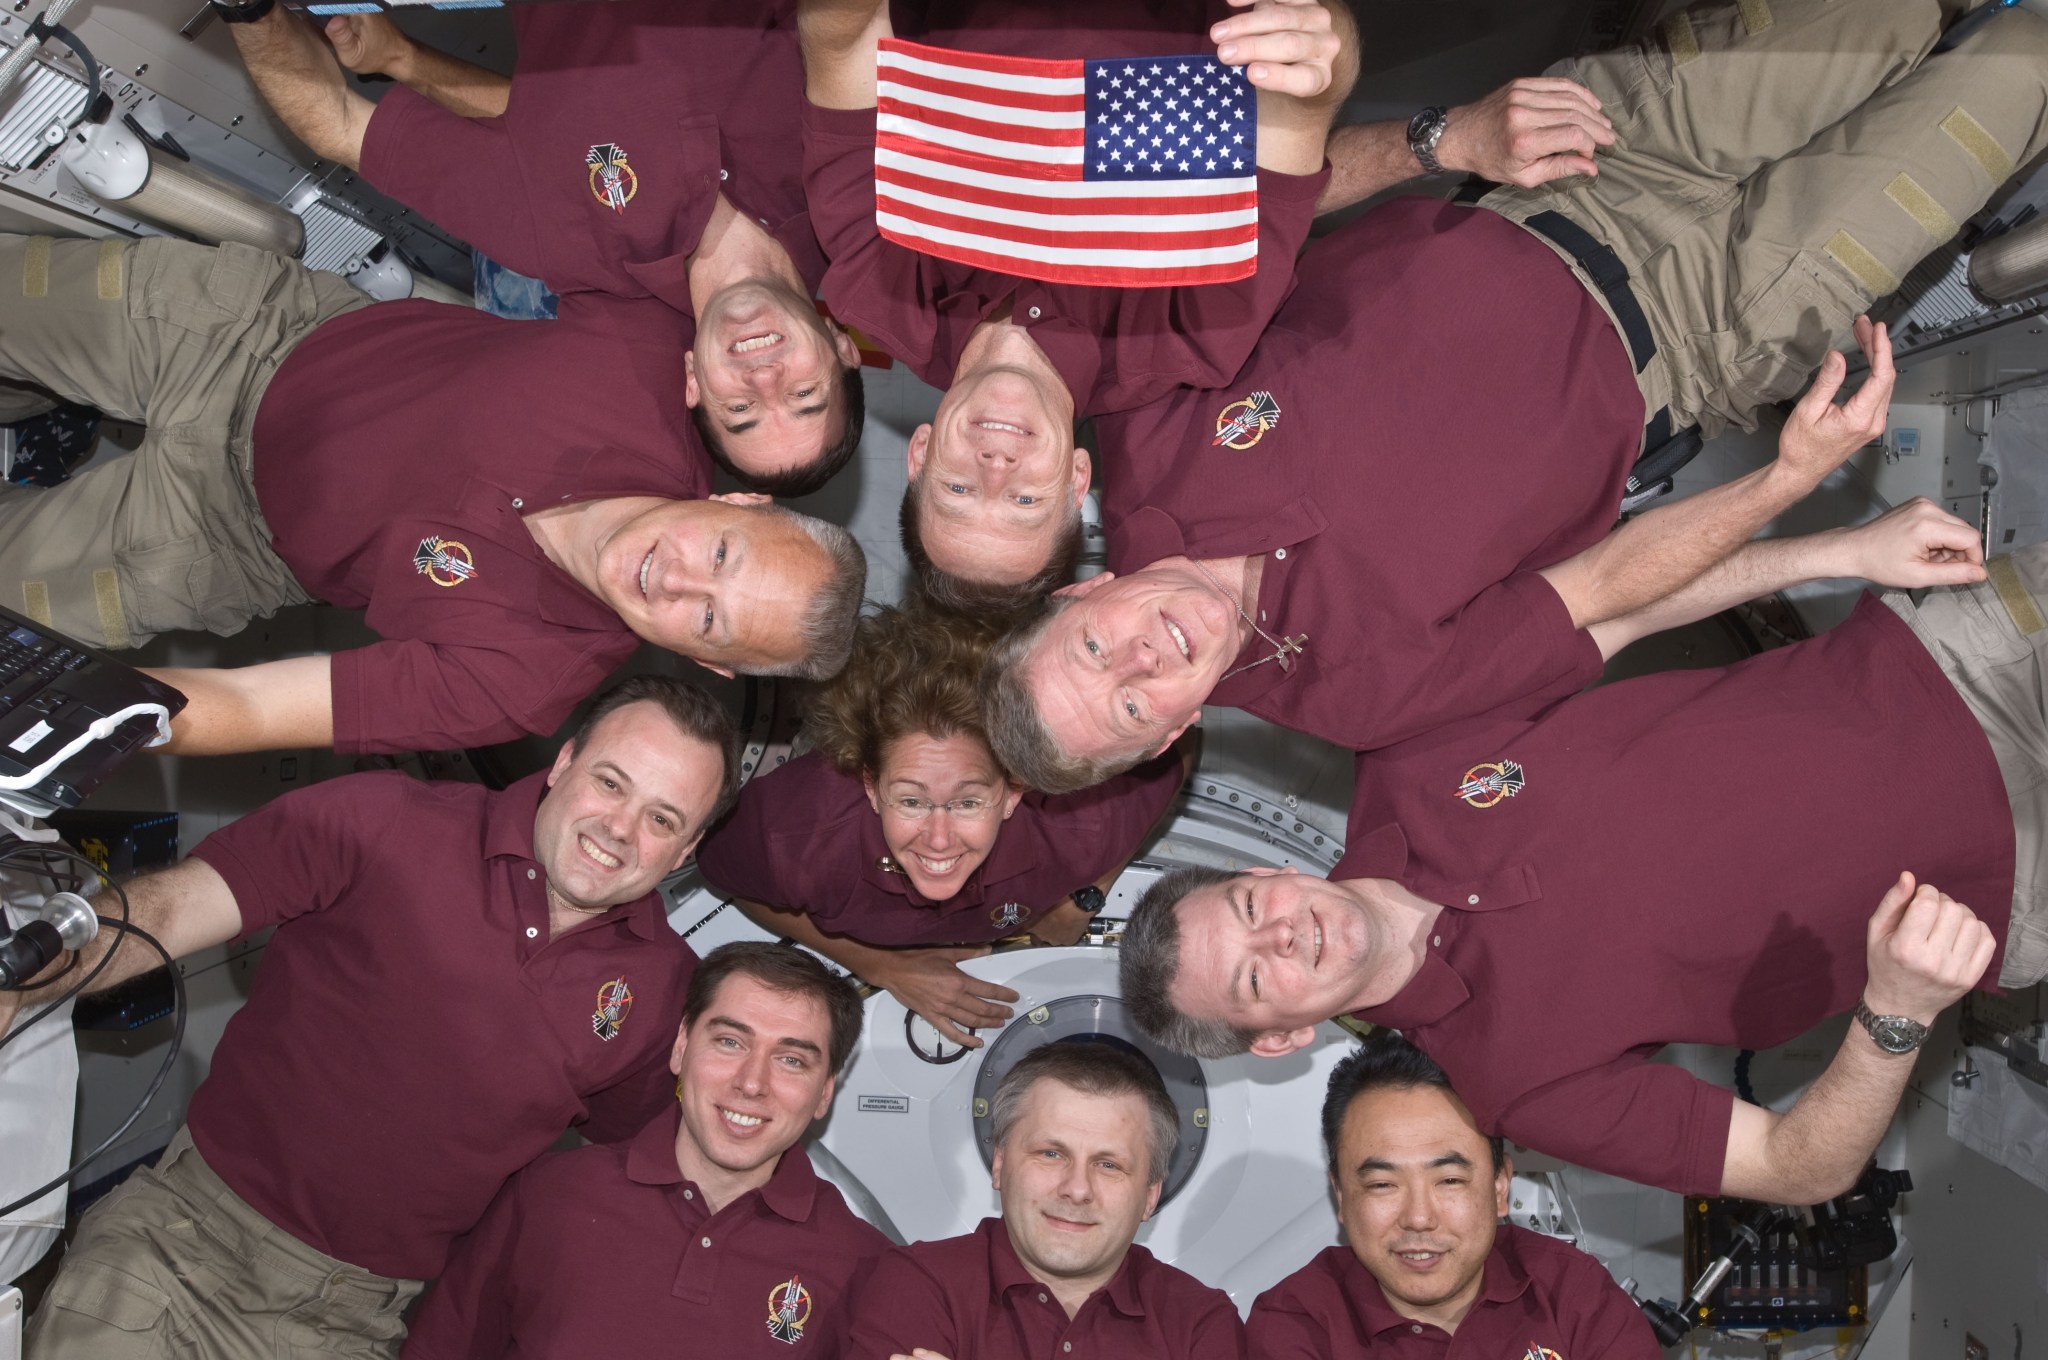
0 625 92 715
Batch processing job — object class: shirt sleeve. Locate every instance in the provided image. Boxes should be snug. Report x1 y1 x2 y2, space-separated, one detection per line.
1494 1056 1737 1195
1055 751 1187 885
396 1174 524 1360
1181 1291 1250 1360
1087 163 1328 416
329 634 629 755
801 101 953 387
358 87 546 282
1365 570 1606 750
842 1247 960 1359
185 773 407 936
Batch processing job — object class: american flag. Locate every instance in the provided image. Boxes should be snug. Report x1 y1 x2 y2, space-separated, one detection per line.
875 38 1260 288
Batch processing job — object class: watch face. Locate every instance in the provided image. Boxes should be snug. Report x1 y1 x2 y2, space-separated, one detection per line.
1871 1016 1925 1053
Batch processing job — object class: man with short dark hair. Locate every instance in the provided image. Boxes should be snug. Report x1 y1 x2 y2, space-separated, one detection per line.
14 677 737 1360
1248 1034 1661 1357
0 226 866 756
228 0 867 497
845 1041 1244 1359
401 942 889 1358
984 0 2048 789
1113 523 2042 1206
798 0 1359 613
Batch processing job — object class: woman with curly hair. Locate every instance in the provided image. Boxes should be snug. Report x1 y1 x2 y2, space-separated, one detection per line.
697 602 1188 1047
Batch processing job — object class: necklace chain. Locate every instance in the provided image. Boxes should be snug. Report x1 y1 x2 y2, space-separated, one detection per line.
1187 558 1308 682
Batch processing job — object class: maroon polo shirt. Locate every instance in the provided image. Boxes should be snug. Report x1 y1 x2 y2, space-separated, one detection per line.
1097 197 1642 751
695 749 1182 945
1339 599 2013 1193
251 293 704 754
846 1217 1245 1360
800 0 1326 418
1247 1229 1661 1359
184 770 695 1280
402 1104 889 1359
361 0 823 310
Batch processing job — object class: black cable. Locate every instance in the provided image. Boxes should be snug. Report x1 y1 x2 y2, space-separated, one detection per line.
0 916 184 1217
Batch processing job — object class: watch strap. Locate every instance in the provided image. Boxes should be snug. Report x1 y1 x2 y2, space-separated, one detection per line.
1853 1000 1929 1053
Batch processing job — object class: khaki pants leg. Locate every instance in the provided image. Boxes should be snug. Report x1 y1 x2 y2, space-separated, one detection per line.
26 1127 423 1360
1480 0 2047 437
0 234 368 647
1882 542 2048 989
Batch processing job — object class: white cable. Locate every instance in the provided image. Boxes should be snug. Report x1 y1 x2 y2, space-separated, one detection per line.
0 702 171 792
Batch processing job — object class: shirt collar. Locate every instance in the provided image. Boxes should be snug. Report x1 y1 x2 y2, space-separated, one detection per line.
626 1103 822 1223
1339 823 1473 1030
984 1217 1147 1319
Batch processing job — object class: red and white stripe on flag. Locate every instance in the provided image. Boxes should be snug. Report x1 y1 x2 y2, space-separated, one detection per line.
874 38 1260 288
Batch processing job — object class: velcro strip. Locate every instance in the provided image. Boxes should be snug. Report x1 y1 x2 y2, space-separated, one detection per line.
1665 10 1701 65
95 239 124 301
20 582 52 627
1941 106 2016 184
92 569 130 649
1824 229 1901 297
21 237 48 298
1990 555 2047 636
1885 172 1959 243
1737 0 1773 36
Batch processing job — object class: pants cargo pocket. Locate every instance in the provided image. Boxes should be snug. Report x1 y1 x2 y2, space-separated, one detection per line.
114 538 257 640
30 1260 175 1359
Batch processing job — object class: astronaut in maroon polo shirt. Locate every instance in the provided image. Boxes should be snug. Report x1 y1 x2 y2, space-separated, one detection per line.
798 0 1357 613
1248 1035 1661 1360
13 678 739 1360
1108 517 2043 1207
698 604 1188 1049
227 1 866 498
846 1041 1246 1360
403 943 891 1360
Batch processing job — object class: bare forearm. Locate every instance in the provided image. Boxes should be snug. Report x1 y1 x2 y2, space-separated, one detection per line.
1316 120 1420 212
142 655 335 756
231 9 374 168
1587 530 1851 658
388 41 508 118
731 896 886 978
1721 1026 1915 1203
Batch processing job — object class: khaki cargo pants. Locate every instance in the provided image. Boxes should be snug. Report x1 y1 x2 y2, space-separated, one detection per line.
1480 0 2048 440
0 234 369 649
1883 545 2048 991
26 1127 422 1360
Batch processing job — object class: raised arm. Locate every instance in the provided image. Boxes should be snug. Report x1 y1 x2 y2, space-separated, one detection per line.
321 13 509 119
729 897 1019 1049
141 654 335 756
1316 77 1615 214
798 0 893 110
1586 497 1986 658
1721 874 1994 1203
1539 318 1896 639
1210 0 1359 177
0 857 241 1037
228 8 377 170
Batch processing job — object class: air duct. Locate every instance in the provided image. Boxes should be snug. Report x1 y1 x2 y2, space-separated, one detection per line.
58 118 304 259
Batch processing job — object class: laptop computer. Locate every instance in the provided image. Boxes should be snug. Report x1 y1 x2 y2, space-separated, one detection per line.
0 606 187 818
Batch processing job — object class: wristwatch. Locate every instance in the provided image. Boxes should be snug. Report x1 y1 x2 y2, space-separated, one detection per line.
1072 885 1107 915
1406 105 1449 176
1853 1000 1930 1054
209 0 277 23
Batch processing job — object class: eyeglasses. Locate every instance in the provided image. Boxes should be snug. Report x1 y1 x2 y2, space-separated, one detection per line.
884 795 997 821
